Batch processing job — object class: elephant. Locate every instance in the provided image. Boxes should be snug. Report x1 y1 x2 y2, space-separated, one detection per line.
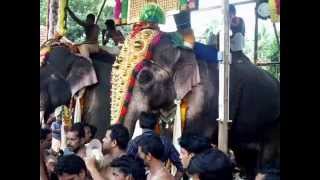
119 33 280 179
40 45 115 138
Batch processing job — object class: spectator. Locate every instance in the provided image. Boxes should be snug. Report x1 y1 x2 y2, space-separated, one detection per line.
85 124 130 180
40 128 52 151
82 122 97 144
138 135 174 180
109 155 146 180
51 107 63 153
127 112 183 179
179 133 233 180
66 123 86 158
55 154 87 180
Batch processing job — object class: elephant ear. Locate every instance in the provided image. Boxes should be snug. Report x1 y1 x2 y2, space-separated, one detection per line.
173 50 201 100
66 57 98 96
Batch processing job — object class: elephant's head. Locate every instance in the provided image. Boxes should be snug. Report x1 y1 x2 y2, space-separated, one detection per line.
123 33 210 137
40 46 98 121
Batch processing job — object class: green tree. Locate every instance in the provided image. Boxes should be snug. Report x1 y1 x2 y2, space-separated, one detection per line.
40 0 115 42
40 0 47 26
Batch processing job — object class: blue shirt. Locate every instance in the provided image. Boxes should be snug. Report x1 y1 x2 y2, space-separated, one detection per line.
194 42 218 63
127 130 183 172
51 120 62 140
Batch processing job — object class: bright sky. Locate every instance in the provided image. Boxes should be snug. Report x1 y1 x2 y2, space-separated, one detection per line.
159 0 280 44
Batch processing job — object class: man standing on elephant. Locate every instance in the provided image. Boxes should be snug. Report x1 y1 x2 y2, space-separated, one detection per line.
66 6 100 62
173 10 219 63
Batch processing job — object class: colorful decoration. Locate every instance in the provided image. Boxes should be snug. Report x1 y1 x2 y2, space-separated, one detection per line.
110 29 160 124
57 0 68 36
269 0 280 22
114 0 122 25
139 3 166 24
179 0 188 10
121 0 129 24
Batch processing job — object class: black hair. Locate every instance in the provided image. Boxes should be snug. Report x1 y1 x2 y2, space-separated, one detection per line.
179 133 211 154
105 19 116 30
69 123 85 139
108 124 130 150
139 112 159 129
110 155 146 180
187 149 233 180
87 13 95 20
55 154 87 176
140 135 164 160
82 122 97 139
40 128 51 141
229 4 236 16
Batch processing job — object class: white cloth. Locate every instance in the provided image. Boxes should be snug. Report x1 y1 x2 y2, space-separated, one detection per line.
132 120 143 139
230 32 245 52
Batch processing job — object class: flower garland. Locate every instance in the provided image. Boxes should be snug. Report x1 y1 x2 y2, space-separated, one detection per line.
110 29 160 124
121 0 129 24
114 0 122 25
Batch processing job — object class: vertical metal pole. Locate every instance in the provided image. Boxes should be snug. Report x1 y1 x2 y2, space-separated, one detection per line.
217 0 230 154
254 6 259 64
272 22 280 51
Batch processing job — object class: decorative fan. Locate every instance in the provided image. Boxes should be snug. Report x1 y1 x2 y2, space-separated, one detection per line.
256 0 270 20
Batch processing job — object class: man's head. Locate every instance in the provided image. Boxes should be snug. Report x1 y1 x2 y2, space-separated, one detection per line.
187 149 233 180
178 133 211 169
105 19 116 31
173 10 195 45
138 135 164 167
45 155 58 173
82 123 97 144
86 13 95 25
139 112 159 130
40 128 52 150
66 123 85 152
109 155 146 180
102 124 130 154
229 4 236 18
55 154 87 180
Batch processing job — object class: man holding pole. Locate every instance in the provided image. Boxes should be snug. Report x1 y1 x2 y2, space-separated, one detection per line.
66 7 100 62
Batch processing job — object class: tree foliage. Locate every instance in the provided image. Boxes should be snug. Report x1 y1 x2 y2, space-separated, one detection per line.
40 0 115 42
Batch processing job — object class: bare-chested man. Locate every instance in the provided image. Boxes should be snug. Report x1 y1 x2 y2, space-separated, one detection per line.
84 124 130 180
66 6 100 62
66 123 87 158
138 135 174 180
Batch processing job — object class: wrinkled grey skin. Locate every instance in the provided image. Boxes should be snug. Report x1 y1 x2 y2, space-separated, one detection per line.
122 34 280 179
40 46 114 139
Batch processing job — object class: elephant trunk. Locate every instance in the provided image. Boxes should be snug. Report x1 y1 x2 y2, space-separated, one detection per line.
123 90 149 137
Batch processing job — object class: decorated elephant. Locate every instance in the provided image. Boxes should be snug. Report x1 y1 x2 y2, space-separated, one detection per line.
112 32 280 179
40 44 115 138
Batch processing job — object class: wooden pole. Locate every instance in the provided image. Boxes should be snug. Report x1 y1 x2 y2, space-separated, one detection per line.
217 0 231 154
46 0 51 41
48 0 59 39
95 0 108 24
254 5 259 64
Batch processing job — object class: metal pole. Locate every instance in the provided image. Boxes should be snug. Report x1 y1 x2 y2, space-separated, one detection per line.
95 0 108 24
272 22 280 51
217 0 231 154
254 5 259 64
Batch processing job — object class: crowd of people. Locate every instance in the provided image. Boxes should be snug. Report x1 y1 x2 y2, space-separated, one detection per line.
40 112 234 180
40 3 259 180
